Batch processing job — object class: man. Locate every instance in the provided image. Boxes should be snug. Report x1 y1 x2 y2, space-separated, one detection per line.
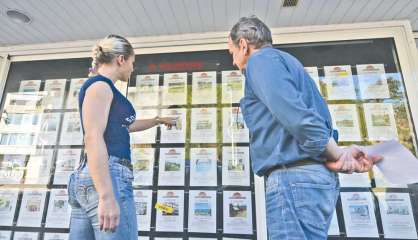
227 16 381 239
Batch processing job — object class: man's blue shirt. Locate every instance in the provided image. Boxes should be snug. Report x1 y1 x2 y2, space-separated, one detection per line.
240 46 334 176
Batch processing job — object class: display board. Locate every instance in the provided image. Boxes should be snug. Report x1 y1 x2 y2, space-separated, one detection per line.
0 38 417 239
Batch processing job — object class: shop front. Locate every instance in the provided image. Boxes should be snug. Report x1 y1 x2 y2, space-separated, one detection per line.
0 21 418 239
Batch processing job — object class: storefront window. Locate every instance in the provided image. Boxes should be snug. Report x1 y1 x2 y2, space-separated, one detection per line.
0 38 417 239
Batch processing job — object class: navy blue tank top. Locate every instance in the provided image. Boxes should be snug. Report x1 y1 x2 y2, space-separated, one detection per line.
78 75 136 160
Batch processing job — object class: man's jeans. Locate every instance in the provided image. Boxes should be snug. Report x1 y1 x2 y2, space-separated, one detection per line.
265 163 340 240
68 155 137 240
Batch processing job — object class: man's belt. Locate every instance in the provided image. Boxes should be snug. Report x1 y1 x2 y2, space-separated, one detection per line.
265 159 319 177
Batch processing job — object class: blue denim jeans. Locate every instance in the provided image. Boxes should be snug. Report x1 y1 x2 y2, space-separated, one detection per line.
265 163 340 240
68 155 137 240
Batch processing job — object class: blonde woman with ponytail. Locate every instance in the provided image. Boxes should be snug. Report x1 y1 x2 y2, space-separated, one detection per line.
67 35 173 239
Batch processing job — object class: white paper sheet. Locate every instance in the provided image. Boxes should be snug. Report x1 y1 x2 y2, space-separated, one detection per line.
373 166 408 188
0 134 37 155
136 74 160 107
43 233 68 240
0 112 41 133
130 109 158 144
222 146 250 186
328 104 362 142
340 192 379 238
189 148 218 187
155 190 184 232
17 189 47 227
43 79 67 109
376 192 417 239
19 80 41 93
45 189 71 228
132 148 155 186
162 73 187 106
0 188 19 226
54 148 81 185
13 232 39 240
158 148 185 186
25 149 54 184
0 155 25 184
222 107 249 143
0 231 11 239
190 108 217 143
192 71 217 104
338 172 371 187
134 190 153 231
37 112 62 146
66 78 86 109
223 191 253 234
324 65 356 100
365 140 418 185
222 70 244 103
60 112 83 145
363 103 398 141
160 108 186 143
3 92 45 114
188 190 217 233
357 64 390 99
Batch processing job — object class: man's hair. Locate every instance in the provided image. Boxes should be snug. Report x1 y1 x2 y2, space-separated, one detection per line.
229 16 273 49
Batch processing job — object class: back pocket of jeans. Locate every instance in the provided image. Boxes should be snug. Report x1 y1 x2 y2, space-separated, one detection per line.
290 171 337 229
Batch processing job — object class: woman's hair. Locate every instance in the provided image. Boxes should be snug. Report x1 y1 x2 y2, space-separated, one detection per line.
89 34 134 77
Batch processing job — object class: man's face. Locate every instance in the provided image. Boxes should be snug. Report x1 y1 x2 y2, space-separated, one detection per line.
228 37 249 71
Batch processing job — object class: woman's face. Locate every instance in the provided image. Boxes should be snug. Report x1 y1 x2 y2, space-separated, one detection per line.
118 54 135 82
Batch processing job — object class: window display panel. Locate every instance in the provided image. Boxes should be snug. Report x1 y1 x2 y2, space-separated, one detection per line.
0 38 417 239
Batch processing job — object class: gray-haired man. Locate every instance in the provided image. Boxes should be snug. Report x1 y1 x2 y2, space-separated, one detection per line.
227 16 381 239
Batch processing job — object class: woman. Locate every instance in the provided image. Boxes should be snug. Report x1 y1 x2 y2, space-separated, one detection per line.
67 34 173 239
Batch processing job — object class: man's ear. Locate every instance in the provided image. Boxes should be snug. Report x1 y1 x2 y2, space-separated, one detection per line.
239 38 249 56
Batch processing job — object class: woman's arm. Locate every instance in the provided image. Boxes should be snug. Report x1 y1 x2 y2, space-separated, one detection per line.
128 117 174 132
82 81 119 232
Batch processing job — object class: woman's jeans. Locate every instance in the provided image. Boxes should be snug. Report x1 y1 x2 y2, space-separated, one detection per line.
68 155 137 240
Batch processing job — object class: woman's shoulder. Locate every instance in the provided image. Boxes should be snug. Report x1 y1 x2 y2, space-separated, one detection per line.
82 75 114 92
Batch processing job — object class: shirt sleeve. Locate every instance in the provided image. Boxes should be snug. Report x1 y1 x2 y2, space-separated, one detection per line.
246 53 332 158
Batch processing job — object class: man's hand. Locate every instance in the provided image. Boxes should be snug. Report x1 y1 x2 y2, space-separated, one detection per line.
326 145 382 173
